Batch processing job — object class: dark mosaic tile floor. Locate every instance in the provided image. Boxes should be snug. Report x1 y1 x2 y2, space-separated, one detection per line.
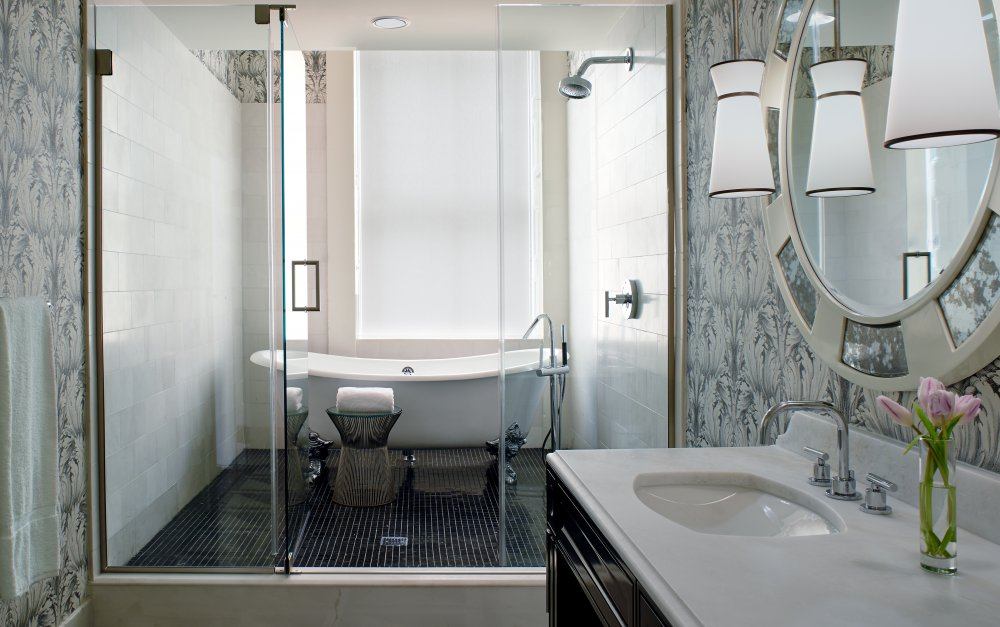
127 449 275 568
127 447 546 569
294 447 545 568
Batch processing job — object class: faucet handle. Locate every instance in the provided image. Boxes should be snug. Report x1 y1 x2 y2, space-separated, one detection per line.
803 446 829 461
859 473 897 515
865 473 897 492
804 447 832 487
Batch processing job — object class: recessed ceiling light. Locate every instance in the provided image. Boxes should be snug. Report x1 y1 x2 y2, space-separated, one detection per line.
785 10 835 25
372 16 409 29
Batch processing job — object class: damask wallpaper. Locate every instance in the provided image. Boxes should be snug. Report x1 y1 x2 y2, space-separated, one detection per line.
683 0 1000 474
192 49 327 104
0 0 87 624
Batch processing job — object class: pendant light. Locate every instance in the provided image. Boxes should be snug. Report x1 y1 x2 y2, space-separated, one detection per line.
884 0 1000 149
708 0 775 198
805 0 875 197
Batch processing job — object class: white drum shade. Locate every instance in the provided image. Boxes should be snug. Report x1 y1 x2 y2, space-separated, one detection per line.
805 59 875 197
884 0 1000 149
709 60 775 198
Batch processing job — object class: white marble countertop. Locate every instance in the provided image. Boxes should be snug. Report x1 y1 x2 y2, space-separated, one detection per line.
547 446 1000 627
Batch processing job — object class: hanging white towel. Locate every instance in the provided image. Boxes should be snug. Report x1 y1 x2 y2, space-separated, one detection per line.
336 387 395 414
0 298 59 600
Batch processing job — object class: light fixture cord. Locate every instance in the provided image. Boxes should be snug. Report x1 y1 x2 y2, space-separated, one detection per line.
732 0 739 58
833 0 841 58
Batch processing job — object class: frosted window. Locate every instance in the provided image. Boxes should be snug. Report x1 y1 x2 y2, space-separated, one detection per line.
356 51 538 338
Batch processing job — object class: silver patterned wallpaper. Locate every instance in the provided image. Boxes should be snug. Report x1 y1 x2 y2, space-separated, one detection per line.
192 49 327 103
684 0 1000 474
0 0 87 624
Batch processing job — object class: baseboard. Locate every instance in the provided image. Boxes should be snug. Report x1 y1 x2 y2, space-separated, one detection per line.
60 599 93 627
93 577 546 626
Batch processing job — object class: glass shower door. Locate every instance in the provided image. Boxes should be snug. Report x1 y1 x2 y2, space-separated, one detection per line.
274 13 315 572
93 3 283 571
496 3 674 568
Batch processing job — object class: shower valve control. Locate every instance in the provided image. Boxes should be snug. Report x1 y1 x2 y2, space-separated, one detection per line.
605 279 641 319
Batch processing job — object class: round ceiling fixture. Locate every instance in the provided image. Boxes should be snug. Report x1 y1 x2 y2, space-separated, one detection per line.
372 16 409 29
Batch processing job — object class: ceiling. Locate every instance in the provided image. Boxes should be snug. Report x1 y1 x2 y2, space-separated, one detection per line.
97 0 651 51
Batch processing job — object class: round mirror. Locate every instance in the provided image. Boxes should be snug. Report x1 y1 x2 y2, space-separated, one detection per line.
787 0 1000 315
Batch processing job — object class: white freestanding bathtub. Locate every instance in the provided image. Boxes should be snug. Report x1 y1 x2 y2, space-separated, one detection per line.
250 348 557 448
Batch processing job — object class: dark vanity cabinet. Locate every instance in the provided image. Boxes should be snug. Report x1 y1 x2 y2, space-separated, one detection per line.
546 468 672 627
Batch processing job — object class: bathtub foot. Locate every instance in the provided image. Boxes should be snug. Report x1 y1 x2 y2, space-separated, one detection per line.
486 423 527 485
403 449 416 465
504 464 518 485
307 431 334 485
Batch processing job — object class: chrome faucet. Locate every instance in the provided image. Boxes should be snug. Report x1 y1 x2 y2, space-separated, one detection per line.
522 314 569 375
758 400 861 501
522 314 569 450
523 314 555 368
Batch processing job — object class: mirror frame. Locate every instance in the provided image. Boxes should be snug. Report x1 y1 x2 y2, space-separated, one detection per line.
762 0 1000 390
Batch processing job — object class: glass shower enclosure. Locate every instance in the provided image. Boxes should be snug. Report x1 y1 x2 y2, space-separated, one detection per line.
92 0 670 577
93 2 298 571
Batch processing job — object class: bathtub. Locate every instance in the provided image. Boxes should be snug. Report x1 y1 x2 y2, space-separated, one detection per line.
250 348 558 448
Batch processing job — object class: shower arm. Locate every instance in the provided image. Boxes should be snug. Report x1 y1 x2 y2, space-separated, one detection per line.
572 49 634 78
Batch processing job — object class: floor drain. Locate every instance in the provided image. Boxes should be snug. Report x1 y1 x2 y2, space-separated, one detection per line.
381 536 408 547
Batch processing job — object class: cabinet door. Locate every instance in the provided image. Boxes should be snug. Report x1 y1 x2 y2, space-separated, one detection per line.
549 533 605 626
550 479 634 622
638 592 671 627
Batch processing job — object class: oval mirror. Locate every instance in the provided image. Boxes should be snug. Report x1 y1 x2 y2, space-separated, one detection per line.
787 0 1000 316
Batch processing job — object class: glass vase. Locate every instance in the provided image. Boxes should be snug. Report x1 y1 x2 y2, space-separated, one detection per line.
918 436 957 574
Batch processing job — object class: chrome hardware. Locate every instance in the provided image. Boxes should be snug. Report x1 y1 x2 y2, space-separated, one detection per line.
859 473 897 515
804 446 831 486
291 260 320 312
759 400 861 501
604 279 640 319
401 366 414 375
826 471 861 501
522 315 570 451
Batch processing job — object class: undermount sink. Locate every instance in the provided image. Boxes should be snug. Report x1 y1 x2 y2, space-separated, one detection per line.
634 472 844 538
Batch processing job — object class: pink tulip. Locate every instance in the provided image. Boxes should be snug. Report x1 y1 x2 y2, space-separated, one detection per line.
918 377 946 409
926 389 958 425
955 395 982 425
876 395 913 428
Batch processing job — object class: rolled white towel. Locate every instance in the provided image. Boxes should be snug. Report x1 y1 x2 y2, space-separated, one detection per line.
286 387 303 411
336 387 394 414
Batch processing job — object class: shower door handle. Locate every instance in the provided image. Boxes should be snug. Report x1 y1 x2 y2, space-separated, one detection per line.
291 260 321 312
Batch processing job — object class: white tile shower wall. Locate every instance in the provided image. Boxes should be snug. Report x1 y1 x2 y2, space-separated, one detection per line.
307 103 329 354
241 103 273 449
241 101 327 449
566 7 669 449
565 55 600 449
98 6 244 564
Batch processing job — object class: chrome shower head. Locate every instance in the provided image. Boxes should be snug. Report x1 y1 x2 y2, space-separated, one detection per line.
558 47 634 100
558 75 593 99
